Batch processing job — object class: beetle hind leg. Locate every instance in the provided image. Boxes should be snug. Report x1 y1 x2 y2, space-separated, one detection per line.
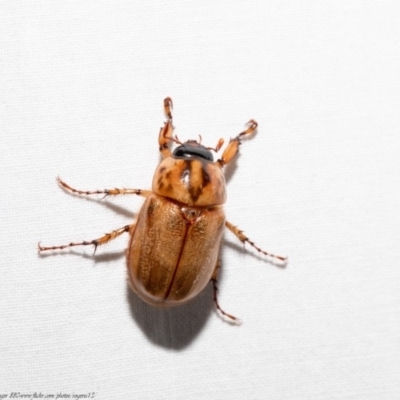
225 221 287 263
211 260 241 324
38 224 135 254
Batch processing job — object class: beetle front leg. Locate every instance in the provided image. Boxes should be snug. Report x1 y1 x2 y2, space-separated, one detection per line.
211 260 241 324
225 221 287 263
38 224 135 253
158 97 174 158
217 120 258 166
56 177 152 199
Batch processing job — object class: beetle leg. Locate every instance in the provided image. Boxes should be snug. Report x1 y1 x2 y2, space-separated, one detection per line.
159 97 174 158
38 224 135 253
211 260 241 324
225 221 287 263
56 177 152 199
217 120 258 166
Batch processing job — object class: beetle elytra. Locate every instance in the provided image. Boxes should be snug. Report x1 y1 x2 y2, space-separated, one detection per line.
38 98 287 323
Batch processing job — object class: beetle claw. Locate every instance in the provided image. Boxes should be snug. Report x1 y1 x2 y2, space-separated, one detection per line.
218 312 242 325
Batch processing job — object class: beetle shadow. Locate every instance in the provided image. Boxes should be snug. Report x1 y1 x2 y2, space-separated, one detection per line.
126 282 215 350
124 240 258 350
39 237 283 349
40 245 220 349
39 246 211 349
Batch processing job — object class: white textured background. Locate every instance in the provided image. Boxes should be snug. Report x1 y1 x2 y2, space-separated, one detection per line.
1 1 399 399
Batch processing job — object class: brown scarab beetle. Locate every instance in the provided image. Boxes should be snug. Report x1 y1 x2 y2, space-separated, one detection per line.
38 98 286 322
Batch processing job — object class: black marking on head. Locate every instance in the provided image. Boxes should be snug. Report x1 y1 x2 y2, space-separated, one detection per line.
173 143 214 161
186 161 202 202
201 168 210 187
180 159 211 203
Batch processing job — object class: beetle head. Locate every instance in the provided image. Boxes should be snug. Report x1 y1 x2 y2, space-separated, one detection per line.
172 141 214 162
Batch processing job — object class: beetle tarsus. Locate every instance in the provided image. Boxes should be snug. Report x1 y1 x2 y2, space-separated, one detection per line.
56 177 151 199
239 119 258 138
225 221 287 264
159 99 175 157
164 97 173 121
38 224 133 253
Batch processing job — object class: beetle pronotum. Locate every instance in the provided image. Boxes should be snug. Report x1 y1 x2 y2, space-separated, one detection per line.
39 98 286 323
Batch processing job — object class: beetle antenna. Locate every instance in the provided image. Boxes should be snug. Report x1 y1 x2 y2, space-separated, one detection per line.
206 138 224 153
173 135 183 145
162 128 183 145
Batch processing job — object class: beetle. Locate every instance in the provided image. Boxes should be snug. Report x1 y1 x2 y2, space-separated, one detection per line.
38 98 286 322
